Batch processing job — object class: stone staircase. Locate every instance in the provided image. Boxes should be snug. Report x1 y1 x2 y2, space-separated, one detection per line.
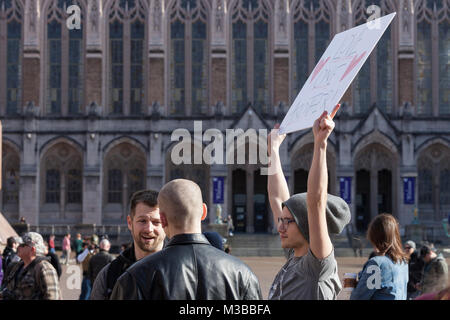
224 232 375 257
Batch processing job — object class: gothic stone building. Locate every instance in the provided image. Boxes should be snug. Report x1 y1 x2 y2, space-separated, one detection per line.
0 0 448 236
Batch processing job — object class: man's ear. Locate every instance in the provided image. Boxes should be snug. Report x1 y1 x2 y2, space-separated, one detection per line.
201 203 207 221
160 211 168 228
126 215 132 232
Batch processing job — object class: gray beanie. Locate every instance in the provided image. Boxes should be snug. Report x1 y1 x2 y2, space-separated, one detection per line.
282 193 351 243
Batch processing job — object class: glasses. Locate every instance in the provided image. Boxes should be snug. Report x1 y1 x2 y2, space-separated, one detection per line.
277 217 296 229
404 246 412 250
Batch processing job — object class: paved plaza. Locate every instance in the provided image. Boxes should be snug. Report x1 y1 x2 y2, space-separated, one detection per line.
58 254 450 300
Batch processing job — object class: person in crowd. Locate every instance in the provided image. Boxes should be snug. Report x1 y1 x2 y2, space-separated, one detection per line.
403 240 423 299
0 232 61 300
61 233 71 265
203 231 224 251
227 215 234 237
48 235 56 254
43 241 62 279
90 190 165 300
88 239 114 286
418 243 448 295
2 236 21 273
77 239 96 300
74 233 84 263
267 106 351 300
350 214 409 300
110 179 262 300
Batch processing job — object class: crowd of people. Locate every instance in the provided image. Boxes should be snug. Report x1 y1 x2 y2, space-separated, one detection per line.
0 108 448 300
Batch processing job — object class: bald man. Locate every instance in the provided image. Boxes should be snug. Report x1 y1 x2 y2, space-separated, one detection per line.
110 179 262 300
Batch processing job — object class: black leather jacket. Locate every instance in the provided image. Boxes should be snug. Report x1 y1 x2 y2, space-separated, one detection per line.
110 233 262 300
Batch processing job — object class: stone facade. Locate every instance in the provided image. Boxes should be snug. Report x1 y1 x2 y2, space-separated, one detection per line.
0 0 448 238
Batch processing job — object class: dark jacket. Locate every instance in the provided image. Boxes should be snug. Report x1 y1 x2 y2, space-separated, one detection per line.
421 253 449 294
407 251 423 294
46 251 62 279
90 244 136 300
2 247 17 272
110 233 262 300
88 249 114 284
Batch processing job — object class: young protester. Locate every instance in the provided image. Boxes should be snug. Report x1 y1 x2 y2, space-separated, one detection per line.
267 105 351 300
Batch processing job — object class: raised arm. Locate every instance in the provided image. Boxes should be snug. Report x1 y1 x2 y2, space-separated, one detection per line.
267 124 289 226
307 104 340 260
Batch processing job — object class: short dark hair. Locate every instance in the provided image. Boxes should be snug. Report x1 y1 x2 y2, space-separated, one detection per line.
129 189 159 219
7 236 16 247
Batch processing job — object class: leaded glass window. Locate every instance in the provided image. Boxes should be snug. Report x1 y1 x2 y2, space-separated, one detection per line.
230 0 271 115
0 0 22 116
104 143 146 209
169 0 209 116
2 145 20 207
67 169 82 203
439 21 449 114
377 25 393 113
416 21 432 115
46 0 85 115
293 18 308 101
291 1 331 103
441 169 450 205
353 0 395 115
108 169 123 203
108 0 147 115
46 169 61 203
418 168 432 205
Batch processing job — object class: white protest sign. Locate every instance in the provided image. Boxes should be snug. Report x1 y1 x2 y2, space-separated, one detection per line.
279 12 396 134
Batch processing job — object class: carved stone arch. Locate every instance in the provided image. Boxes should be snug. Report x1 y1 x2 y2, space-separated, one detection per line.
102 136 147 156
415 138 450 162
39 136 84 162
352 130 399 163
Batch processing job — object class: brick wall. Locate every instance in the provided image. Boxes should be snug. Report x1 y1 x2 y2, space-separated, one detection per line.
85 58 102 107
22 57 40 106
211 57 226 105
149 58 164 105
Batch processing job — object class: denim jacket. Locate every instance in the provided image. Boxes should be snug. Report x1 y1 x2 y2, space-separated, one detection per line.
351 255 408 300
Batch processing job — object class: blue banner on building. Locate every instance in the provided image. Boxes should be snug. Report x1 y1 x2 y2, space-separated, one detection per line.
339 177 351 204
213 177 224 204
403 177 415 205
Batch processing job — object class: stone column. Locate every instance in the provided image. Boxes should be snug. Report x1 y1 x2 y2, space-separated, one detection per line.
149 0 165 115
398 0 414 114
210 164 228 223
246 169 254 233
20 106 39 225
147 132 164 191
82 107 102 225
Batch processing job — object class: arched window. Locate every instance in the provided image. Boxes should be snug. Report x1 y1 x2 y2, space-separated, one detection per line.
0 0 23 115
416 1 433 115
41 142 83 223
353 0 395 114
104 142 146 221
291 0 332 103
418 145 450 222
416 0 449 115
46 0 85 115
169 0 209 116
230 0 271 115
107 0 147 115
2 144 20 220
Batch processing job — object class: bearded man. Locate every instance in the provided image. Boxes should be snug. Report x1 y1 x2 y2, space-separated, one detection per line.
90 189 165 300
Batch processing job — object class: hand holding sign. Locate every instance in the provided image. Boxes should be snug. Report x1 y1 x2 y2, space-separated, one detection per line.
313 104 340 145
279 12 396 135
